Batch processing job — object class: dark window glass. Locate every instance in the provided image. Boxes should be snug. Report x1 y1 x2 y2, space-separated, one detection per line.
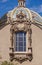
15 32 26 52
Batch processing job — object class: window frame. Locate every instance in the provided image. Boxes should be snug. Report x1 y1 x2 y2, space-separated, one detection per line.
9 22 32 61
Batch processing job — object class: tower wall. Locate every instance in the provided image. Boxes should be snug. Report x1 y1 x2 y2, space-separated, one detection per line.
0 24 42 65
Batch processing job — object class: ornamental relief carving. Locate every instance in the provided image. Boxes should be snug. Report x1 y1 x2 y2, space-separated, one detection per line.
9 21 33 63
9 52 33 63
10 23 29 32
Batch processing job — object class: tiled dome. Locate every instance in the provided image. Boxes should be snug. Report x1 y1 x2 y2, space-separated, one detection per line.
8 7 32 21
7 7 42 24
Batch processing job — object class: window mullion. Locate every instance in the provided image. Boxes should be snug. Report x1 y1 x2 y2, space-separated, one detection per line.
23 33 24 51
17 34 19 51
18 34 19 51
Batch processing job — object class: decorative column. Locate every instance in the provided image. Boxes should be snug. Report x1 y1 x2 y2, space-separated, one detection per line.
9 26 14 61
28 21 33 61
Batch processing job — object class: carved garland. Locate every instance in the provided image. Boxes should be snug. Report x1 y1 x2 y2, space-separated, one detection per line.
9 21 33 62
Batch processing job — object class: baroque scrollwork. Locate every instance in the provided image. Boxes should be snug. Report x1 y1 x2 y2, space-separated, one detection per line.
9 19 33 63
10 22 29 32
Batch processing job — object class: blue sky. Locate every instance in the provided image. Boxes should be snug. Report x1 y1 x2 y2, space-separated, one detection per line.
0 0 42 18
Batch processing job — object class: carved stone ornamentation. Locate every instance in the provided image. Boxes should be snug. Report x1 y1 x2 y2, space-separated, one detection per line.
9 18 33 63
14 56 28 63
10 23 29 32
16 10 26 19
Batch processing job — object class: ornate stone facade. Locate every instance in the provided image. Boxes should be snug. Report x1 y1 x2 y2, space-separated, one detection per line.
9 16 33 62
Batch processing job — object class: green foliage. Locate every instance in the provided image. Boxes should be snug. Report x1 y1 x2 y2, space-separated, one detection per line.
1 61 14 65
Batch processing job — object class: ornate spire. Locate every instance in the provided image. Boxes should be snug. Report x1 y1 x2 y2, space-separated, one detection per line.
18 0 25 7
